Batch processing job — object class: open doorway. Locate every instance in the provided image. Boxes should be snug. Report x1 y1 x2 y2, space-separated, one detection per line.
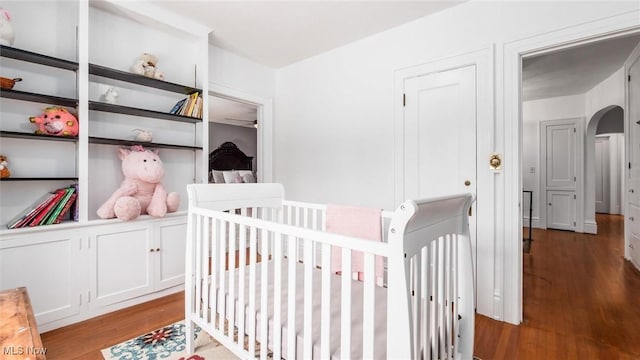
208 95 258 183
521 33 640 235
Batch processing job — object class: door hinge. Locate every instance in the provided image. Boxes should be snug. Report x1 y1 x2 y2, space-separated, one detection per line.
629 75 632 82
574 176 576 181
574 194 576 199
573 127 576 133
573 221 576 226
630 162 632 169
403 93 406 107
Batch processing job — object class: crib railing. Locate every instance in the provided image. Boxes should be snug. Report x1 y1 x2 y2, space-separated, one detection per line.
185 184 474 360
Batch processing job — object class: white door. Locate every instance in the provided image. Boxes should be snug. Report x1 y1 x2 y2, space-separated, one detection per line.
403 64 477 276
627 41 640 269
542 120 578 230
595 136 610 213
547 190 576 230
403 65 476 200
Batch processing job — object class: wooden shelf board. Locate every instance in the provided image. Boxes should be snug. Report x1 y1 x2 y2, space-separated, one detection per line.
89 101 201 123
88 136 202 150
89 63 201 95
0 45 78 71
0 89 78 107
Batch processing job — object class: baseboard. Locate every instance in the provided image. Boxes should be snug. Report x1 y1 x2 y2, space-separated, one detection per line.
522 216 542 229
583 220 597 234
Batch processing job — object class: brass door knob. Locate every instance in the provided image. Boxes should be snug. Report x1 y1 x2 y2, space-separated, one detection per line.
464 180 471 186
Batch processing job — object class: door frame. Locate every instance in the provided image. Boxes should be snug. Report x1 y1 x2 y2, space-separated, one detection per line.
503 11 640 324
208 82 274 183
539 118 584 231
393 46 496 317
595 135 611 214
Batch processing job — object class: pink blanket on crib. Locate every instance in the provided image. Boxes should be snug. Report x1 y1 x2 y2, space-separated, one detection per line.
327 204 384 282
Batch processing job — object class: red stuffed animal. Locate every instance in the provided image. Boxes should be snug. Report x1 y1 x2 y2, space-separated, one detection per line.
29 107 79 137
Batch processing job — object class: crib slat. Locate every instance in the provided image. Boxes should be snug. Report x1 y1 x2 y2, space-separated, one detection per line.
260 227 269 360
446 235 453 359
195 215 203 323
210 219 219 330
185 213 196 353
274 232 283 360
453 234 460 357
438 237 446 360
303 237 314 359
238 209 247 349
287 236 297 359
363 253 375 359
340 248 352 359
421 246 429 360
202 216 210 329
431 239 439 357
321 242 331 359
249 223 257 357
413 252 422 359
229 220 237 341
220 220 228 335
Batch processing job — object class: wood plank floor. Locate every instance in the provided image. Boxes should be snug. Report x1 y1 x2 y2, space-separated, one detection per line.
41 214 640 359
474 214 640 359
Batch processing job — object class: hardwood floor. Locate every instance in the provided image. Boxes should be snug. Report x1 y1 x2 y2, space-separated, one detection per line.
474 214 640 359
41 214 640 359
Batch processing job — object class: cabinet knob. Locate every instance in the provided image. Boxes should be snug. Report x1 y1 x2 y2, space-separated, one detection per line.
150 249 155 252
630 217 635 222
631 189 635 194
548 203 552 206
631 244 635 249
156 248 160 252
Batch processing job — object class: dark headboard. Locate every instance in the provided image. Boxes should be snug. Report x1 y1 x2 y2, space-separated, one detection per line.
209 142 253 172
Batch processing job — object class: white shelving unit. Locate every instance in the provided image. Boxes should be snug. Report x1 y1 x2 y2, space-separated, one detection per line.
0 0 211 332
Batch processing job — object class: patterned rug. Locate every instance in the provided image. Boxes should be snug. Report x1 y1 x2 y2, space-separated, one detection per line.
101 320 238 360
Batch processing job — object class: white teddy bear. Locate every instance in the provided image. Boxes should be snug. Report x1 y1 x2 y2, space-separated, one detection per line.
131 53 164 80
0 7 15 46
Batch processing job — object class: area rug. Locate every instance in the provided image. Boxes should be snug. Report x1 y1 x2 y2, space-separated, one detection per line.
101 320 238 360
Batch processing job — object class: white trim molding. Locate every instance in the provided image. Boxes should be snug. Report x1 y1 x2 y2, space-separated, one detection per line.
208 83 274 183
503 10 640 325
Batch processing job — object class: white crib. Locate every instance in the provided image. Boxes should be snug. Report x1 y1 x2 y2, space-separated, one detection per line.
185 183 475 359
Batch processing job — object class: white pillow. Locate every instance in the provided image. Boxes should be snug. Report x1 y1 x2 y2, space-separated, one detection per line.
211 170 225 183
242 173 256 183
223 170 242 183
237 170 253 177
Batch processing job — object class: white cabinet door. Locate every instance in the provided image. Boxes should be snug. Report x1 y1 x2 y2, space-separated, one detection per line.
154 219 187 290
89 224 154 308
626 42 640 269
0 230 83 327
547 190 575 231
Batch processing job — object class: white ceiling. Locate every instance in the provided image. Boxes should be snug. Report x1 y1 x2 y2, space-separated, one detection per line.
209 95 257 128
523 34 640 101
151 0 466 68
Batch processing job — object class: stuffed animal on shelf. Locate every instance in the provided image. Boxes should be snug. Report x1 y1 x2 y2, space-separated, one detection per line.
131 53 164 80
102 87 119 104
29 107 79 137
132 128 152 142
0 154 10 178
0 7 14 46
96 145 180 221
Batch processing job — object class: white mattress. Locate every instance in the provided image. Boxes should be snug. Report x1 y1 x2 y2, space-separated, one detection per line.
211 259 388 359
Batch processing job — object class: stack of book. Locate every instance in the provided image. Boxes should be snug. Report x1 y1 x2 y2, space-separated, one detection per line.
169 91 203 118
6 185 78 229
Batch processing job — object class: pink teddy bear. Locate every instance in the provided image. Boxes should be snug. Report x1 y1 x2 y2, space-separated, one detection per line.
29 107 79 137
97 146 180 221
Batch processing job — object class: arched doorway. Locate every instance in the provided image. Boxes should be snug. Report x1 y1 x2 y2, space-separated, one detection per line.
585 105 625 232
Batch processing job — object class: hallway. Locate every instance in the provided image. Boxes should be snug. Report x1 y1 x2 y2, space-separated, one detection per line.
474 214 640 359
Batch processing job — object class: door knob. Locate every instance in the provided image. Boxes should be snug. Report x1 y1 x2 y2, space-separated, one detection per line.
548 203 552 206
464 180 471 186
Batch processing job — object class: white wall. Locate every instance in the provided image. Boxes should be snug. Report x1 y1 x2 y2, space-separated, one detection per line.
522 95 585 228
273 0 639 322
209 45 276 100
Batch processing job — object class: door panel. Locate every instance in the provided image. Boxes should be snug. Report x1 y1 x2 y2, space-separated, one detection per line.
627 42 640 269
595 137 610 213
547 190 575 230
546 124 576 189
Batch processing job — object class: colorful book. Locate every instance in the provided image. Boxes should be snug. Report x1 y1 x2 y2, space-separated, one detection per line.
28 188 67 227
53 193 77 224
44 187 76 225
7 192 57 229
169 98 186 114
